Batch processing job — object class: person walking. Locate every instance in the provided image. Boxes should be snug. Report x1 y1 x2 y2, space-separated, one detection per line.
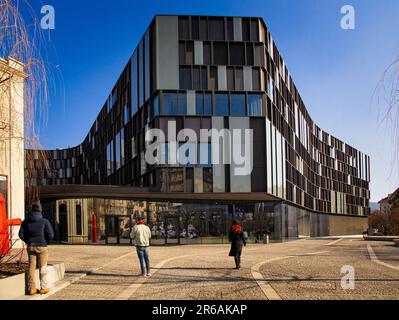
228 220 246 269
19 200 54 295
130 216 152 277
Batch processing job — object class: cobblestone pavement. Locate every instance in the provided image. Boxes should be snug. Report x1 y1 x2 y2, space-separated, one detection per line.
46 239 399 300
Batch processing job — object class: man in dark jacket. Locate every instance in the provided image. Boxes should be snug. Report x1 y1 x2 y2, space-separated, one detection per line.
228 220 246 269
19 200 54 295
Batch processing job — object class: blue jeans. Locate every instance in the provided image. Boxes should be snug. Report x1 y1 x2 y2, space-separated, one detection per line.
136 246 150 274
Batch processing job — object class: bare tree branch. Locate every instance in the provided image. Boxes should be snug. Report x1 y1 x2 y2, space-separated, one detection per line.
374 54 399 179
0 0 54 206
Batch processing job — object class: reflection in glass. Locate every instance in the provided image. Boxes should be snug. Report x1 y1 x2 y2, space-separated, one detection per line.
248 94 263 116
230 94 246 116
131 51 138 114
196 93 204 115
204 93 212 115
214 93 229 116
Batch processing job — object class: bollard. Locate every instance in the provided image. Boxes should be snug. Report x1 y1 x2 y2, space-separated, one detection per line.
263 234 270 244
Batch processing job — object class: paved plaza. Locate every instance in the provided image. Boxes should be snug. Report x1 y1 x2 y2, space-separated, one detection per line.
35 239 399 300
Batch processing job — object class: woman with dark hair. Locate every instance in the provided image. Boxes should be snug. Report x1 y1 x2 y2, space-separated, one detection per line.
228 220 246 269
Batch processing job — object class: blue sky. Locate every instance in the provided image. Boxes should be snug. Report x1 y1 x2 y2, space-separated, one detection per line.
28 0 399 202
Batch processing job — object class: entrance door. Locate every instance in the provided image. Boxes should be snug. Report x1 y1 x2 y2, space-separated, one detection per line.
58 204 68 242
105 216 132 245
164 216 180 245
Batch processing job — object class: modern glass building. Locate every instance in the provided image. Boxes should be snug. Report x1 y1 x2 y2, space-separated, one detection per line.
25 15 371 244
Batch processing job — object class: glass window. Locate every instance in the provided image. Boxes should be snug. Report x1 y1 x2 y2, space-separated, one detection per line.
227 67 234 90
246 43 254 66
185 42 194 64
230 43 245 66
201 67 208 90
196 93 204 115
192 17 199 40
145 30 150 101
209 67 217 90
254 44 265 66
203 42 211 65
199 143 212 167
204 93 212 115
124 105 129 125
179 17 190 39
252 68 260 91
169 168 185 192
76 205 82 235
193 67 200 89
138 40 144 108
163 93 178 115
209 17 225 40
153 95 159 116
242 18 250 41
214 93 229 116
116 132 121 170
131 137 137 159
248 94 263 116
230 94 246 116
185 168 194 192
131 52 138 114
177 93 187 115
199 17 208 40
203 168 213 192
179 42 185 64
213 42 228 65
227 18 234 41
107 141 114 176
250 19 259 41
178 142 196 166
121 128 125 166
235 68 244 91
179 67 192 90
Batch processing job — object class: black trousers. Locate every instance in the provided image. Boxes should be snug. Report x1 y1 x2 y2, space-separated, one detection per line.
234 254 241 267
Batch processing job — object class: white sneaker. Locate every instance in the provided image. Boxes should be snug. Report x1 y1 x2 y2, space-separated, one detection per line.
146 273 152 277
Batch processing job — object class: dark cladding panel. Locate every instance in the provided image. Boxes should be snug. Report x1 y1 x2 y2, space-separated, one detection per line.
131 50 138 115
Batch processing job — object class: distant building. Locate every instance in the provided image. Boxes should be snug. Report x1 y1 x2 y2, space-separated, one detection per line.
379 196 391 215
388 187 399 219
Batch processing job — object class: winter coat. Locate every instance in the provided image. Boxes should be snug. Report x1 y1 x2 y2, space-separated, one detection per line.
19 212 54 247
228 227 246 257
130 224 151 247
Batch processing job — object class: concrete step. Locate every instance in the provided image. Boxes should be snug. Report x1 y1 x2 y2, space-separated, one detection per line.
15 273 84 300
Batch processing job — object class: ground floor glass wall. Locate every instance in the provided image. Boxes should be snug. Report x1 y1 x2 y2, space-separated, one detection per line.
41 199 368 244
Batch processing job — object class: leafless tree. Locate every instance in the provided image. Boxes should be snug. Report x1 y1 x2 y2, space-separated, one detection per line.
375 55 399 177
0 0 56 204
0 0 54 264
